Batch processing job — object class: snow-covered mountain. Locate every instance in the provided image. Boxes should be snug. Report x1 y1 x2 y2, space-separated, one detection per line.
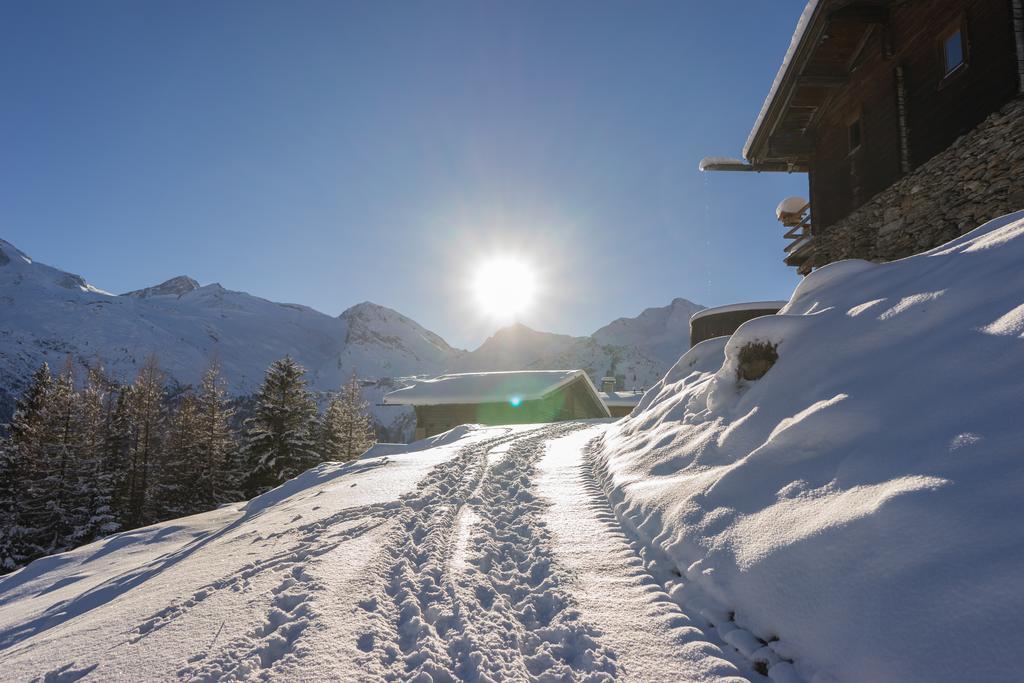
591 297 704 367
455 323 670 390
0 238 466 438
0 237 701 435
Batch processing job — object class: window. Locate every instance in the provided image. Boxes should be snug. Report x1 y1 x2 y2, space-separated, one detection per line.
848 118 862 154
942 27 966 76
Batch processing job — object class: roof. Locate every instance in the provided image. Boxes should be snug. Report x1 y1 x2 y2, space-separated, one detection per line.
599 390 645 408
383 370 601 407
744 0 821 160
690 301 788 323
744 0 890 166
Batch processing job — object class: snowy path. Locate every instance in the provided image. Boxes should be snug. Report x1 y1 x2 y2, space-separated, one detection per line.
537 427 746 682
0 422 756 681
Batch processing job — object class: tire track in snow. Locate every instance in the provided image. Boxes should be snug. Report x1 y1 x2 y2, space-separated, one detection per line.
354 424 621 681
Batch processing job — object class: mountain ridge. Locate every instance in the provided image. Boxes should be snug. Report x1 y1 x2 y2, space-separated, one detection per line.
0 237 702 437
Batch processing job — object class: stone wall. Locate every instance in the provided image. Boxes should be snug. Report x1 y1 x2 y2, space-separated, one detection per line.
812 95 1024 265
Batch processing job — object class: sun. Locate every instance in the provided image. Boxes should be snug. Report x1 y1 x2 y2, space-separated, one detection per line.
471 257 538 321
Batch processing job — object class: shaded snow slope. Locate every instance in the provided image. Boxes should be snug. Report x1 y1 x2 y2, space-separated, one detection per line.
594 211 1024 682
0 423 752 681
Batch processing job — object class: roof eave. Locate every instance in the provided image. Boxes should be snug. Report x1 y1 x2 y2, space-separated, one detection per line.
744 0 830 163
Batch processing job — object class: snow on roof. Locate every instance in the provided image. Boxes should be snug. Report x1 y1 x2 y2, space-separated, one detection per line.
690 301 788 322
599 390 645 408
743 0 821 160
383 369 597 406
698 156 748 172
776 196 809 218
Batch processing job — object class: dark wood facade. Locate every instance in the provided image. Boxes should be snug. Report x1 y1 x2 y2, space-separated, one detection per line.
412 375 608 439
745 0 1022 242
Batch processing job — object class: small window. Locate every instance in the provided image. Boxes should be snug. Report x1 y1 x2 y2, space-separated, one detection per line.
848 118 862 153
942 28 965 76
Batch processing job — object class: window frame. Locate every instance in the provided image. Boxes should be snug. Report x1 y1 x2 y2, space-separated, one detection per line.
847 116 864 156
938 18 969 82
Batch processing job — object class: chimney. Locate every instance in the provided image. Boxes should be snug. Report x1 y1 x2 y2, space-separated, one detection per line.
601 377 616 393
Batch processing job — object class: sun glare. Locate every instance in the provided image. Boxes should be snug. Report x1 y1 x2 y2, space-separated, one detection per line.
471 257 538 321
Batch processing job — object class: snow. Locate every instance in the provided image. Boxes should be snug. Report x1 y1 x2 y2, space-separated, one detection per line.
775 197 808 218
743 0 821 160
698 156 749 171
690 301 787 322
382 369 597 406
594 210 1024 681
598 390 645 408
3 211 1023 680
0 422 755 681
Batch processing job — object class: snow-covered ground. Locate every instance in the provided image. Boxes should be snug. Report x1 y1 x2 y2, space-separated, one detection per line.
3 212 1022 681
595 210 1024 681
0 422 752 682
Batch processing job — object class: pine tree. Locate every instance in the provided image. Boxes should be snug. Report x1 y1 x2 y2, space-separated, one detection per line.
104 387 132 526
243 357 319 497
150 393 200 519
73 364 120 543
1 363 53 568
35 358 79 551
319 376 376 461
195 363 238 507
125 356 166 527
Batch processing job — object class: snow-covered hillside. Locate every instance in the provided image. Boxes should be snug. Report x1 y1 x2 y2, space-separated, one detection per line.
594 211 1024 681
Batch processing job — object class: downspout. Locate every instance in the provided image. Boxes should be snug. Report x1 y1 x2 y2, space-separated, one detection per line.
895 65 912 174
1014 0 1024 93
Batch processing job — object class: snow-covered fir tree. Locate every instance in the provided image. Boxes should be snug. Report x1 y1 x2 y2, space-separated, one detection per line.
72 364 120 544
195 363 238 507
0 363 53 568
243 356 319 496
125 356 166 527
319 375 376 461
151 393 200 520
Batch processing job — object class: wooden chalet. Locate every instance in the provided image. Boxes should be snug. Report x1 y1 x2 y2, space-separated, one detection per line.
703 0 1024 273
383 370 610 440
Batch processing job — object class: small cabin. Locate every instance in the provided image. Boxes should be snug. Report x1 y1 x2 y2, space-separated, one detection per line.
703 0 1024 272
690 301 787 347
383 370 610 440
599 390 645 418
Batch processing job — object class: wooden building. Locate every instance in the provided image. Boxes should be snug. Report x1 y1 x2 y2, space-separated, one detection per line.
599 390 645 418
703 0 1024 272
384 370 610 440
689 301 787 347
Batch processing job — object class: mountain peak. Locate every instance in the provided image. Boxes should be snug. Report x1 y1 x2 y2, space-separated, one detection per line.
123 276 200 298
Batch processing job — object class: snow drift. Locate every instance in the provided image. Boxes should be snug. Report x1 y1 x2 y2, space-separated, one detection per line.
594 211 1024 681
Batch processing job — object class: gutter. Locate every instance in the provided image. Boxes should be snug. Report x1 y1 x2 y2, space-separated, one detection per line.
1014 0 1024 93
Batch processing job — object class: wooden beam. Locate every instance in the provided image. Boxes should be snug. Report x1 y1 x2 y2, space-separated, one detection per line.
828 3 889 26
797 74 849 88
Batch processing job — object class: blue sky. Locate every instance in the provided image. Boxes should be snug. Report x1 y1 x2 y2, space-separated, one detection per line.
1 1 808 349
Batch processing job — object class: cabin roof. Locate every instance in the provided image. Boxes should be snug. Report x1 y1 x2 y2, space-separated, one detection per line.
690 301 788 323
599 390 645 408
744 0 890 167
383 369 601 407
